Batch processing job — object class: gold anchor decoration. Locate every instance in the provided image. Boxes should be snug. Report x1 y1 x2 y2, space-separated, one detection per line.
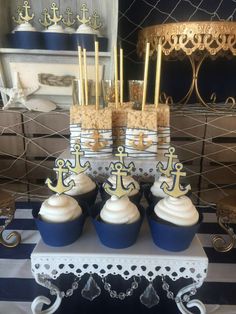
19 1 34 23
130 132 152 151
66 144 90 174
114 146 134 174
158 136 167 145
45 159 75 195
104 162 135 198
62 7 75 27
12 6 24 25
77 4 91 25
91 11 102 30
39 8 52 29
157 146 178 177
47 2 62 25
161 162 191 198
85 129 108 152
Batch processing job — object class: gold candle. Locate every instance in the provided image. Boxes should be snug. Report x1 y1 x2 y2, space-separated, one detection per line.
95 41 99 110
142 42 150 111
83 48 88 106
77 46 84 106
120 48 123 105
154 43 162 108
114 45 119 109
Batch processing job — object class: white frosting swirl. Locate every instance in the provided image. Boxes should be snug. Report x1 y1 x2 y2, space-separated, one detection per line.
64 173 96 196
76 24 96 34
64 27 75 34
150 176 174 198
100 195 140 224
15 22 36 32
45 24 65 33
154 196 199 226
106 175 140 196
39 194 82 223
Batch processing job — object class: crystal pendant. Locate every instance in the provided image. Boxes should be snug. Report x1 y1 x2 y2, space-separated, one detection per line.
140 283 160 308
81 275 101 301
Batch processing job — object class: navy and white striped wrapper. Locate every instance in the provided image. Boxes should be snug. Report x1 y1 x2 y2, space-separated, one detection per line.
70 123 81 151
125 128 158 158
1 203 236 313
80 129 113 157
158 127 171 154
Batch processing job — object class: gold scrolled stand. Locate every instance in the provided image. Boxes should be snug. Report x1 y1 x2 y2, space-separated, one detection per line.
211 195 236 253
0 190 21 248
137 21 236 111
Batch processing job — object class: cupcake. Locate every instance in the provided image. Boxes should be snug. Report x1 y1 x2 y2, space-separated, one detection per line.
90 11 108 52
43 24 69 50
148 162 201 251
100 146 142 204
145 175 174 205
64 144 98 206
100 174 142 204
145 146 178 205
72 23 97 51
92 161 143 249
13 22 43 49
33 158 87 247
11 2 43 49
64 172 98 206
42 3 69 50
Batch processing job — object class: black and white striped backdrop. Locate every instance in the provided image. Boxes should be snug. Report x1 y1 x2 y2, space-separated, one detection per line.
0 203 236 314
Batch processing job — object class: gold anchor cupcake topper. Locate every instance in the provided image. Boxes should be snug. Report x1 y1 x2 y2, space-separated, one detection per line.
47 2 62 25
161 162 191 198
104 162 135 198
19 1 34 23
157 146 178 177
114 146 134 174
66 144 90 175
130 132 152 151
85 128 108 151
45 159 75 195
62 7 75 27
91 11 102 30
77 4 91 25
39 8 52 29
12 6 24 25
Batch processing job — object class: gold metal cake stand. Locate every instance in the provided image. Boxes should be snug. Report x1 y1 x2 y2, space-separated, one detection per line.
137 21 236 111
212 195 236 252
0 190 21 248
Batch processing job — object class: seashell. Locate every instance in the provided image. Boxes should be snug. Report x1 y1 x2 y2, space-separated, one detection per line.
25 98 57 112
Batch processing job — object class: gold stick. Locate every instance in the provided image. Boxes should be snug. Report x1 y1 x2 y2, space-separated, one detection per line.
120 48 123 105
142 42 150 112
154 43 162 108
78 46 84 106
95 41 99 110
83 48 88 106
114 45 119 109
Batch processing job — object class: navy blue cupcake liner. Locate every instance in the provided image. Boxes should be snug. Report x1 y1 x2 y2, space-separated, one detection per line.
33 201 88 247
147 205 202 252
12 31 43 49
72 185 98 207
90 201 144 249
71 33 97 51
43 32 70 50
143 183 162 206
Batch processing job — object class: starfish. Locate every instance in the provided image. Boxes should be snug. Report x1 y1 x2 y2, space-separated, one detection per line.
0 72 39 110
